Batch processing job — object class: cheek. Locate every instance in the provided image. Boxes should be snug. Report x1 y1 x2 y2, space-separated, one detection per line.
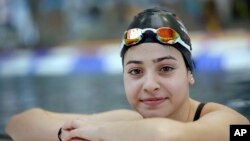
163 74 189 97
123 75 134 98
123 75 140 103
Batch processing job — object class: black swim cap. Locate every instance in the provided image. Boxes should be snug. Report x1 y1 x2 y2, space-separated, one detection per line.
120 7 194 72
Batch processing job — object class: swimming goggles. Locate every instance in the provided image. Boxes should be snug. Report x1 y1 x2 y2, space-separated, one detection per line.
121 27 191 51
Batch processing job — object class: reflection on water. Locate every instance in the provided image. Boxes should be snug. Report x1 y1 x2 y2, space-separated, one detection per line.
0 72 250 134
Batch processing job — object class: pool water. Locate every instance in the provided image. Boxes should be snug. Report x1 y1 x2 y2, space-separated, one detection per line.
0 72 250 135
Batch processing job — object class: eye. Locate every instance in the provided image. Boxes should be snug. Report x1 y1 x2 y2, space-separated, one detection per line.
160 66 174 72
128 69 143 75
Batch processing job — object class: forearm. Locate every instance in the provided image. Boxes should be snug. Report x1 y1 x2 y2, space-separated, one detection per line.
98 114 246 141
99 118 230 141
48 109 142 122
88 109 143 121
66 116 237 141
5 108 63 141
99 118 184 141
6 108 92 141
5 108 142 141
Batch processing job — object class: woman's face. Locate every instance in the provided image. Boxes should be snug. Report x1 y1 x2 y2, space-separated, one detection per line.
123 43 194 118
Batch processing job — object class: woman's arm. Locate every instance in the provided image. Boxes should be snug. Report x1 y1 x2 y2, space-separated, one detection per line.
62 118 184 141
102 111 248 141
62 103 249 141
5 108 142 141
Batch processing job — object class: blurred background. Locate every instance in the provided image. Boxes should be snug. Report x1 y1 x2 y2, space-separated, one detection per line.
0 0 250 139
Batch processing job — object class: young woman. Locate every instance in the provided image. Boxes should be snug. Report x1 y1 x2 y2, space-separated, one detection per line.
6 8 249 141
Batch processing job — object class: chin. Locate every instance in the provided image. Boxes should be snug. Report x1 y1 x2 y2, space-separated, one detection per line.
139 109 168 118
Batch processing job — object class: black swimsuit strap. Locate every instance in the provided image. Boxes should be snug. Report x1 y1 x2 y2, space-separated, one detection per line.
193 103 206 121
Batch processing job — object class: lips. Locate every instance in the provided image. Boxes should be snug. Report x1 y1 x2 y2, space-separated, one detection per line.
140 97 168 106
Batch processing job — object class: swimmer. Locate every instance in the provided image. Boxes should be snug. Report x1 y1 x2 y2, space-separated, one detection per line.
5 7 249 141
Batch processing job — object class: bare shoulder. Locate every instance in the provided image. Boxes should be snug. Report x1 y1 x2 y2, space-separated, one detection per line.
200 102 249 124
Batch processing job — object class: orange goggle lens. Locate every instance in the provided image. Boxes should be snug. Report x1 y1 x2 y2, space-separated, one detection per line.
123 28 143 46
156 27 178 44
122 27 191 51
123 27 178 46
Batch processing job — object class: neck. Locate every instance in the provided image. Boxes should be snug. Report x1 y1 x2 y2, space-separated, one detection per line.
169 98 194 122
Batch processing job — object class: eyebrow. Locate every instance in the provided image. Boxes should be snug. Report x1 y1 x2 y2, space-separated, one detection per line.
126 60 143 65
126 56 177 66
153 56 177 63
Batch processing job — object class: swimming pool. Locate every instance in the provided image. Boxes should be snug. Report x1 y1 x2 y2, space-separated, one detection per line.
0 72 249 136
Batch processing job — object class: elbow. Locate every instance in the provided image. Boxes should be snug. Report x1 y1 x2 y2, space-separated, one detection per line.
5 108 43 137
241 116 250 124
5 115 14 138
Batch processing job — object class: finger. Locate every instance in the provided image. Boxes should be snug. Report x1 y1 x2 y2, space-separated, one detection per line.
69 128 88 140
60 129 71 141
61 129 88 141
69 128 97 141
62 120 74 130
70 137 89 141
63 120 82 130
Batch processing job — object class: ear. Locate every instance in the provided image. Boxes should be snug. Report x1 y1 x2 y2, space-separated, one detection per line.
188 71 195 85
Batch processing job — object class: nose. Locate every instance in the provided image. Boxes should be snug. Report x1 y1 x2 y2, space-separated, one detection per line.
143 73 160 94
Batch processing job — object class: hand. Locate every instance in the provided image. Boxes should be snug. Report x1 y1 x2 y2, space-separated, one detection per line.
61 119 105 141
61 128 89 141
